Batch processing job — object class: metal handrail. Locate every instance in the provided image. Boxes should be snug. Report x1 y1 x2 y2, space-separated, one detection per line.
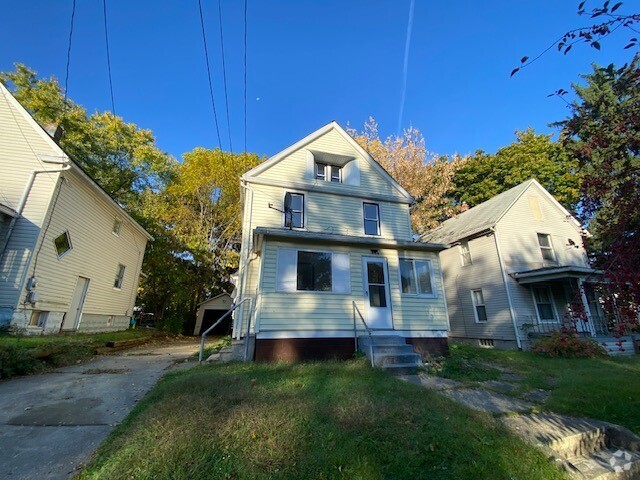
353 301 375 367
199 297 251 363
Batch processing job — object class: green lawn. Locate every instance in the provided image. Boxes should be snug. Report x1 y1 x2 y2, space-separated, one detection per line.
79 360 566 480
0 328 164 378
436 344 640 434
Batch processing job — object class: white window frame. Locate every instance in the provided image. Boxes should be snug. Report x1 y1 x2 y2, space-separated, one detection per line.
537 233 556 262
460 241 472 266
330 164 341 183
531 285 559 323
363 202 381 236
114 264 126 290
53 231 73 259
283 191 306 230
112 218 122 236
471 289 488 323
314 162 342 183
275 247 350 294
314 162 326 181
398 258 437 298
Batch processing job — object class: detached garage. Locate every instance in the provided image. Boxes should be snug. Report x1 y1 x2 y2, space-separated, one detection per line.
193 293 233 336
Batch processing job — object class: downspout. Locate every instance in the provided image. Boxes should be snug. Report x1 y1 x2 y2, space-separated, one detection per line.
492 226 522 349
0 158 71 265
235 179 254 340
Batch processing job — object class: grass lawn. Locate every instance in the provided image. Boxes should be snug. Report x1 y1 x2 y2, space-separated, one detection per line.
0 328 166 378
436 344 640 434
79 360 566 480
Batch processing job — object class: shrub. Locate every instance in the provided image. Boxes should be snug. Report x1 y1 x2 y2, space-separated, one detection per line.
532 331 607 358
0 346 43 378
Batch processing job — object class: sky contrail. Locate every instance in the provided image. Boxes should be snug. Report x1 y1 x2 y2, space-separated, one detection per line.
397 0 415 136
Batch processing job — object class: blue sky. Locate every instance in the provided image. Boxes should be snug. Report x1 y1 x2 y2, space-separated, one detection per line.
0 1 635 160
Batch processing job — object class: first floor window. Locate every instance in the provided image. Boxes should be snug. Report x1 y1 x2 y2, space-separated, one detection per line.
114 264 126 289
471 289 487 323
537 233 555 261
399 259 434 296
284 192 304 229
54 231 72 258
363 203 380 235
297 251 332 291
533 286 555 322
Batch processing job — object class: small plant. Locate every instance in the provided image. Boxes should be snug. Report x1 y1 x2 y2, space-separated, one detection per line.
532 331 606 358
433 344 501 382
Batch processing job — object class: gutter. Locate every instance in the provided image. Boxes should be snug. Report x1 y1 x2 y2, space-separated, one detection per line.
491 226 522 349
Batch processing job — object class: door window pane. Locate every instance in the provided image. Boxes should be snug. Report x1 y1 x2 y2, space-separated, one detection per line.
367 262 385 284
297 251 332 291
369 285 387 307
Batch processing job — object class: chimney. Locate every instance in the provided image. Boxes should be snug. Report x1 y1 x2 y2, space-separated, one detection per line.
43 123 64 142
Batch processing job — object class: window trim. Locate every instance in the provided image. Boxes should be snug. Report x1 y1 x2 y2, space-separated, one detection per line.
314 162 327 181
53 231 73 259
537 232 556 262
314 162 342 183
282 191 306 230
398 257 437 298
112 218 122 236
275 247 350 295
531 284 559 324
362 202 381 236
460 241 472 266
471 289 488 323
113 264 126 290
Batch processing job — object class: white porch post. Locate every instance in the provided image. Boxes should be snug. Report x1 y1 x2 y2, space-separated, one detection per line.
577 278 597 337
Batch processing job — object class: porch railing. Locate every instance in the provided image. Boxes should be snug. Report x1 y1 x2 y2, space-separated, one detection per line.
521 313 636 338
199 297 251 363
353 301 375 367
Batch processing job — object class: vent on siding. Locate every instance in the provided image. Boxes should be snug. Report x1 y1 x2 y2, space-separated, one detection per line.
479 338 495 348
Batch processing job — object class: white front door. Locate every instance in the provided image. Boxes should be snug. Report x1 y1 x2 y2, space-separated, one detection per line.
62 276 90 331
362 256 393 329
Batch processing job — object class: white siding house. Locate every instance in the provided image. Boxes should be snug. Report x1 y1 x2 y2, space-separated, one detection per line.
0 82 152 335
421 179 607 350
233 122 450 362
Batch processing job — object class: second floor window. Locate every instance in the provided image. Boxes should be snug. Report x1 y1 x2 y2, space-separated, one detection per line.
363 203 380 235
284 192 304 229
537 233 555 261
315 162 341 183
460 241 472 266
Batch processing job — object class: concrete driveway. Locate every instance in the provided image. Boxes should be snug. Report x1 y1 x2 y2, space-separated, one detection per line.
0 340 200 479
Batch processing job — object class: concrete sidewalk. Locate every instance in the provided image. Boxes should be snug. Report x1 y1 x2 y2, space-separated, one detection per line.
0 341 199 480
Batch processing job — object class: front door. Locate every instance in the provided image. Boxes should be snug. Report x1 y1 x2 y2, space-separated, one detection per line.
62 276 90 331
362 257 393 329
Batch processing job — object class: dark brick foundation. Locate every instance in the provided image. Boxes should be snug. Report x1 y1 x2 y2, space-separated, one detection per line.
406 337 449 359
255 337 355 362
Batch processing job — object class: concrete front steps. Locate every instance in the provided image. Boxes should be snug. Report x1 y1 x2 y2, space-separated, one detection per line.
358 335 422 375
502 413 640 479
597 336 636 357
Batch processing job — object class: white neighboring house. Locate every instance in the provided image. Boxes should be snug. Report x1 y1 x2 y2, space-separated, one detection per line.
420 179 609 350
0 82 152 335
233 122 450 362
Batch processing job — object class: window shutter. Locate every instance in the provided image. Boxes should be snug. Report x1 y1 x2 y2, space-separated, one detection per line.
276 248 297 292
342 159 360 186
332 253 351 294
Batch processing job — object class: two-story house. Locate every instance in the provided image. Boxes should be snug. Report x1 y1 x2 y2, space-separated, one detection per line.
0 82 152 335
421 179 608 350
232 122 450 364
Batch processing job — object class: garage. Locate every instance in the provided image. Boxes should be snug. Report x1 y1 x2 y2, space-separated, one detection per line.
193 293 234 336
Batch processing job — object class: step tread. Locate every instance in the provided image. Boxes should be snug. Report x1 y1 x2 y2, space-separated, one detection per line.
567 447 640 478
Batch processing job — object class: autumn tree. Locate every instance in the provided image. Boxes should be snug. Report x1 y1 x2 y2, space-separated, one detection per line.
453 129 581 210
348 118 466 233
556 56 640 326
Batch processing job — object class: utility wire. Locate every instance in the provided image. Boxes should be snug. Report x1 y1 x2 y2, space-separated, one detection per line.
197 0 223 148
243 0 247 154
102 0 116 114
64 0 77 102
217 0 233 152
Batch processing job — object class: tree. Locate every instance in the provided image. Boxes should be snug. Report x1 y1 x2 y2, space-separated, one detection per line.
348 118 466 233
0 64 173 207
453 129 581 210
556 55 640 326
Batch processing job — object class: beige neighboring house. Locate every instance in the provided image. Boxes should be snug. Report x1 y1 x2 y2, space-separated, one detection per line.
0 82 152 335
421 179 611 350
233 122 450 364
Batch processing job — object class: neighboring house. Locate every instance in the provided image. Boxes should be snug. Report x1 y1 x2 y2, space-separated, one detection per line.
232 122 450 362
0 82 152 335
421 179 608 350
193 292 233 336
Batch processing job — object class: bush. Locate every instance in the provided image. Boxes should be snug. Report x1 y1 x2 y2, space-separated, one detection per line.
0 345 43 378
532 331 607 358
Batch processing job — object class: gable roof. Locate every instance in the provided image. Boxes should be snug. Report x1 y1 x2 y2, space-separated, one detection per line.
420 179 581 245
243 121 413 201
0 81 153 241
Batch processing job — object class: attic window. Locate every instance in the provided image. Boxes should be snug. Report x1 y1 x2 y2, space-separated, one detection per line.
112 219 122 236
54 231 72 258
315 162 341 183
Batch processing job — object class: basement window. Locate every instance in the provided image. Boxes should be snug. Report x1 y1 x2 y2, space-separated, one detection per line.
54 231 72 258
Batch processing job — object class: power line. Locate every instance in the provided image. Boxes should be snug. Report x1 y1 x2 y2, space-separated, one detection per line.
243 0 247 154
64 0 77 102
217 0 233 152
197 0 222 148
102 0 116 114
